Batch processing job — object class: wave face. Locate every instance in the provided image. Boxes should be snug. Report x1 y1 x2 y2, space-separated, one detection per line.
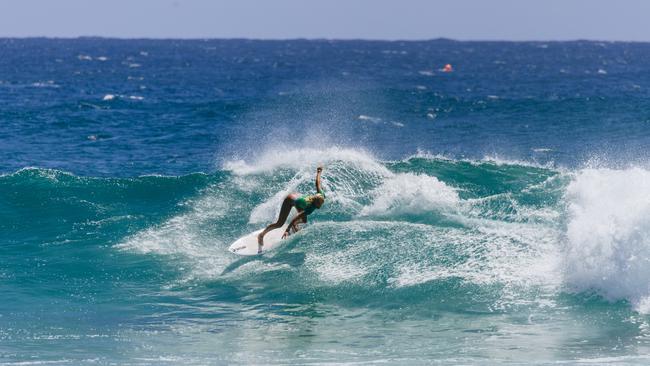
120 149 564 303
10 149 650 364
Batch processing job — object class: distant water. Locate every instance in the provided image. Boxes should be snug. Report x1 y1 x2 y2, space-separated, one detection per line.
2 38 650 365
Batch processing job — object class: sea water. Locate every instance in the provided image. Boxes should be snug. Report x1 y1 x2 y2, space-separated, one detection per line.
2 38 650 364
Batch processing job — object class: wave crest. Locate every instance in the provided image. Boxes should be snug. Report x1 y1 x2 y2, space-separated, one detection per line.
565 167 650 312
223 147 388 176
360 173 460 217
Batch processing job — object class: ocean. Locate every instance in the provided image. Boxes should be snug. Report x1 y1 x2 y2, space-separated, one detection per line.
2 38 650 364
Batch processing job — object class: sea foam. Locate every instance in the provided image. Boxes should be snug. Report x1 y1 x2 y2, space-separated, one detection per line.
360 173 459 217
565 167 650 312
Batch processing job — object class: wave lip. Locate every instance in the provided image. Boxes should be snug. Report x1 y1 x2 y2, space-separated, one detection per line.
565 167 650 312
222 147 389 176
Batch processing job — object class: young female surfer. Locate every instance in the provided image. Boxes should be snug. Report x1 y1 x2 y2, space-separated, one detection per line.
257 166 325 252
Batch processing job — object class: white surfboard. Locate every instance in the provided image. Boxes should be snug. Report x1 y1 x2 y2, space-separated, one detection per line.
228 225 289 256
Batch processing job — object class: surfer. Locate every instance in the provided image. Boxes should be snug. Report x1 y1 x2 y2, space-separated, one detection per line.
257 166 325 252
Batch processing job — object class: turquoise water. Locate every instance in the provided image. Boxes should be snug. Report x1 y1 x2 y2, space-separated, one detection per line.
2 39 650 364
3 155 650 364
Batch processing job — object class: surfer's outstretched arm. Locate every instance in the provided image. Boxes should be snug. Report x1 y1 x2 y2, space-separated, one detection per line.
315 166 323 194
283 211 306 238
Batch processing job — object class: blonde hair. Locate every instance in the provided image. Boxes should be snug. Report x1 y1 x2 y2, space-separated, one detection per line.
312 194 325 204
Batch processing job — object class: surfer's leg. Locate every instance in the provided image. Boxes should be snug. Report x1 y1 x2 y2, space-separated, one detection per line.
258 194 297 246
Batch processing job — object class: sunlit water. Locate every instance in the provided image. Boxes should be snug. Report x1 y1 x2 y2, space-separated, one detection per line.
2 39 650 364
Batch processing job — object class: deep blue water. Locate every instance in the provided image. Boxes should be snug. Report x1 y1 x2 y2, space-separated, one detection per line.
2 38 650 364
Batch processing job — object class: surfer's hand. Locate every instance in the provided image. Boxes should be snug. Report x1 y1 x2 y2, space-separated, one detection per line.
282 231 289 239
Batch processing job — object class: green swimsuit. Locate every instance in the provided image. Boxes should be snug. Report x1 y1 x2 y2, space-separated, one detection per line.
294 192 325 215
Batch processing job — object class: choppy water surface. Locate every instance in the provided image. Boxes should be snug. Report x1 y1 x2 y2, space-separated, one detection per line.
2 39 650 364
